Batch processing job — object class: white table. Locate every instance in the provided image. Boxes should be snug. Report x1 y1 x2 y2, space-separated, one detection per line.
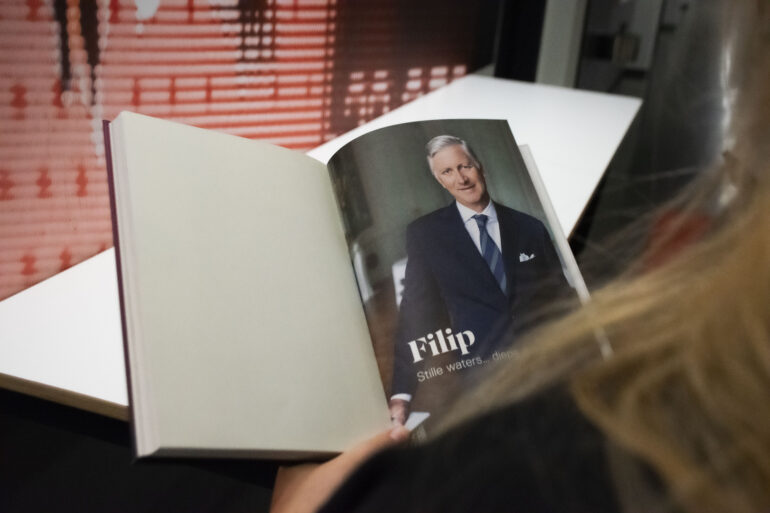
0 75 640 418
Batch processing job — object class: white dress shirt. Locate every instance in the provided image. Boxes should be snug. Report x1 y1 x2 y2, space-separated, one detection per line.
455 201 503 255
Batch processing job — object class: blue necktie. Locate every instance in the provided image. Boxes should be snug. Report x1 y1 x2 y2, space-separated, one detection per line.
473 214 507 294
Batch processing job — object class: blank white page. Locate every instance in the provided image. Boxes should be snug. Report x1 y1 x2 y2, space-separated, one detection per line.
110 112 389 457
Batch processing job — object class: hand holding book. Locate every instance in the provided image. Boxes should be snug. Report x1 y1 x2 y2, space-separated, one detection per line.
271 426 410 513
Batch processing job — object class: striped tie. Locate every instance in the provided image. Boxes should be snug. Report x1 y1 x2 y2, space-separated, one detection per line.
473 214 507 293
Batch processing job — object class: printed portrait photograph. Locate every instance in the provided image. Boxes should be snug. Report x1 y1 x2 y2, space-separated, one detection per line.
327 119 577 429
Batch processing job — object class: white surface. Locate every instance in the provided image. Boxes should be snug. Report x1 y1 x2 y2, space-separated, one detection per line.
308 75 641 236
0 75 640 410
404 411 430 431
0 249 128 405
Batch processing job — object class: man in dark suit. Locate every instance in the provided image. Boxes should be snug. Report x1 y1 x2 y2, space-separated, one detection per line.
390 135 569 424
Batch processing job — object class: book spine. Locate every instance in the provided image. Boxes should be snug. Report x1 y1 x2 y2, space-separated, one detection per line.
102 119 140 460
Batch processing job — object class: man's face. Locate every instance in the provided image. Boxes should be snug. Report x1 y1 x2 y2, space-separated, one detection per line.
429 144 489 212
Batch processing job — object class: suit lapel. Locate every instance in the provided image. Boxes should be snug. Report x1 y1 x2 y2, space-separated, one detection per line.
496 203 519 300
440 204 509 311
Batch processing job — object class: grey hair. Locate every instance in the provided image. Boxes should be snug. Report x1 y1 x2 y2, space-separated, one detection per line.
425 135 482 171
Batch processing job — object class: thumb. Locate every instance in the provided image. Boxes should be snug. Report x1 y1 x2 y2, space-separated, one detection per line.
338 425 410 468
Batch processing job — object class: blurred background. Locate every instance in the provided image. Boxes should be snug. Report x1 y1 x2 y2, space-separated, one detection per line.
1 0 709 302
3 0 730 511
0 0 497 300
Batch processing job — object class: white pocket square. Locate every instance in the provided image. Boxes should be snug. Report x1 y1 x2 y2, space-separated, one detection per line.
519 253 535 262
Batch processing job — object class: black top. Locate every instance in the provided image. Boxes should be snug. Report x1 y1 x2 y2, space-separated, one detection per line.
319 388 629 513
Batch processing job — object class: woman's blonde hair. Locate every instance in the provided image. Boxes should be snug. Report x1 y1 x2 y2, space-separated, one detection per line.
447 2 770 512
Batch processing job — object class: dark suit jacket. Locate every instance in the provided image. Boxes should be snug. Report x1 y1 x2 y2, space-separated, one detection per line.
392 202 569 397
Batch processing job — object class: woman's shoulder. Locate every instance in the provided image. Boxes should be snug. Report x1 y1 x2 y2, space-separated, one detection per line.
320 387 626 513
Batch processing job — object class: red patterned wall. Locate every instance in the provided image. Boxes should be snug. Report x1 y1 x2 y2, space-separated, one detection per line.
0 0 489 300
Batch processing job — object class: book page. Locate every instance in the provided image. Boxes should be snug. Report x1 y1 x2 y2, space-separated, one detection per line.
327 120 583 434
110 112 389 457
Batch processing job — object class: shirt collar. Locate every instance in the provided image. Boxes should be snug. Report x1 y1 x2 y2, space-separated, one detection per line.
456 200 498 225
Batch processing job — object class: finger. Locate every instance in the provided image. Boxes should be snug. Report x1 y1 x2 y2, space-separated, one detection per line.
338 425 410 468
390 424 410 442
271 464 317 512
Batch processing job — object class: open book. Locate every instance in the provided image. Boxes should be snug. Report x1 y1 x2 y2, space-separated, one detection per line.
106 112 586 459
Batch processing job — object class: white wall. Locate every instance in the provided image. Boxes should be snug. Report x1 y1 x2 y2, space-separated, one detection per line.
536 0 588 87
